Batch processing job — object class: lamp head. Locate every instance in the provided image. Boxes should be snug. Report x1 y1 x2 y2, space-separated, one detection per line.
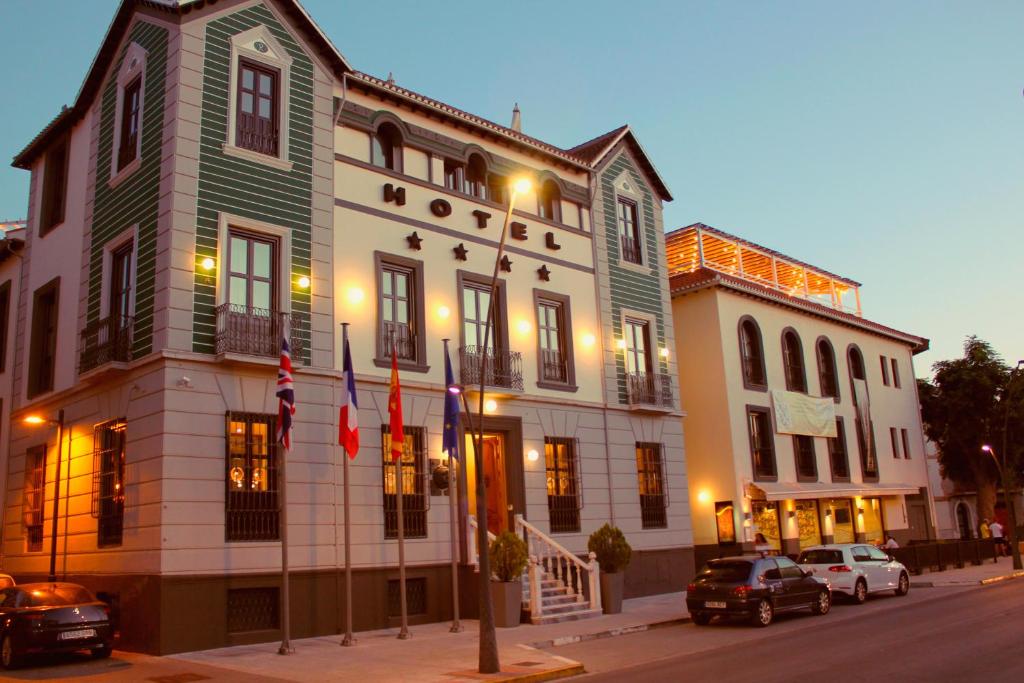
512 177 532 195
23 415 46 426
447 384 463 396
981 444 992 453
200 257 216 272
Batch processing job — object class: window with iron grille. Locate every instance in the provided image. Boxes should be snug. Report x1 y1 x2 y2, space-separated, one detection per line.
227 587 279 633
617 198 642 264
793 435 817 481
545 437 581 533
382 426 428 539
636 442 668 529
92 418 126 547
828 418 850 482
236 59 279 156
388 577 427 617
536 294 574 387
225 413 279 542
23 445 46 552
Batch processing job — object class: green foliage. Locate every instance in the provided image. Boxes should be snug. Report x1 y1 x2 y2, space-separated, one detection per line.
919 336 1024 493
587 524 632 573
490 531 528 582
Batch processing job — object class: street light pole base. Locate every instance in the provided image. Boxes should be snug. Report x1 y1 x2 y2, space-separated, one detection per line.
341 634 357 647
277 643 293 655
397 628 411 640
449 623 464 633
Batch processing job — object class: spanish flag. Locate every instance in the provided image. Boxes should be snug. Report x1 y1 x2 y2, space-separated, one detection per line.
388 349 405 461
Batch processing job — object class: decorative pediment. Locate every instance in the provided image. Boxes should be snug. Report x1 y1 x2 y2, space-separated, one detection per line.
612 169 642 198
230 25 293 67
118 42 148 86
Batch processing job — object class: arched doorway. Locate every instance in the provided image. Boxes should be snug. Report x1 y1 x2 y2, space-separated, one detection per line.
955 502 973 540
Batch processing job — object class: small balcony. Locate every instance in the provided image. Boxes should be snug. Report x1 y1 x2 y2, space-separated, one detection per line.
621 235 643 265
459 346 523 392
540 348 569 384
381 321 417 362
80 315 133 374
625 371 674 410
215 304 304 361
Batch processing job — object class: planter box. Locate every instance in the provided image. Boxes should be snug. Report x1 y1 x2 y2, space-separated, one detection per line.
600 572 624 615
490 580 522 628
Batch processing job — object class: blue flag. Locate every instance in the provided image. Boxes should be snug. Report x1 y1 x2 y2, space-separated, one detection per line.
442 344 460 458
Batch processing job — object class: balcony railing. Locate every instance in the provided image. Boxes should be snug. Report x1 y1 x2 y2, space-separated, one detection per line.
215 304 304 360
236 113 279 157
459 345 524 391
625 371 674 409
540 348 568 383
381 321 417 362
80 315 133 373
621 235 643 264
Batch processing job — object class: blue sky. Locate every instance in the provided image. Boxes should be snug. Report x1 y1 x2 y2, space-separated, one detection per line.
1 1 1020 376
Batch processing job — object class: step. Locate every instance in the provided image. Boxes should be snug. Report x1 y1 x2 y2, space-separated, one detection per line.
530 607 603 625
541 600 590 615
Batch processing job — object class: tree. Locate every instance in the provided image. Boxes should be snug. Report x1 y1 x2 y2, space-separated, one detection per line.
918 337 1022 524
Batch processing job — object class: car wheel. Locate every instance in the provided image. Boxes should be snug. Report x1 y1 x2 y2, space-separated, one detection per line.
895 572 910 596
1 634 20 670
91 645 112 659
751 599 774 627
692 612 712 626
811 590 831 615
853 579 867 604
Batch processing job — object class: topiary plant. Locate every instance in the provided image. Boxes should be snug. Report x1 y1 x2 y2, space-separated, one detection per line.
588 524 632 573
490 531 529 582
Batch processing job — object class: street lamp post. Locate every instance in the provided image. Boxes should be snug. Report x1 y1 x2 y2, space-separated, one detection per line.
981 444 1021 571
24 409 65 583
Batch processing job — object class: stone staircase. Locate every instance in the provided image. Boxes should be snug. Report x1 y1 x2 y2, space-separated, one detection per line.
523 568 602 624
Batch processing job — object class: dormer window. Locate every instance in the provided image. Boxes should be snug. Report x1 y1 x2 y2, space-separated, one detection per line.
236 60 280 156
110 42 147 185
538 180 561 222
371 122 403 172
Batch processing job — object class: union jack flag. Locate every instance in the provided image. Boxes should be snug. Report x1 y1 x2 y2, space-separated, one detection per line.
276 337 296 451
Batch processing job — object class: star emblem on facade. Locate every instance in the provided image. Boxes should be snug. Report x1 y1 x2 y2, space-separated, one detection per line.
500 255 512 272
537 265 551 281
406 231 423 250
453 243 468 261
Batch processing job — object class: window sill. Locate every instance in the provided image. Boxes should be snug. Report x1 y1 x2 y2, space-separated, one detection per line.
753 474 778 483
222 143 294 172
536 381 579 393
830 476 852 483
617 258 650 275
373 358 430 374
796 475 819 483
742 382 769 393
108 156 141 190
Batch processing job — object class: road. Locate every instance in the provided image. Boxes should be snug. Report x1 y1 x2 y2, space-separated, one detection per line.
574 580 1024 682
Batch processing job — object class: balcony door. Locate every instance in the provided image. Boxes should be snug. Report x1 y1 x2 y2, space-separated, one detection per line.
624 318 651 375
107 240 133 360
226 230 278 355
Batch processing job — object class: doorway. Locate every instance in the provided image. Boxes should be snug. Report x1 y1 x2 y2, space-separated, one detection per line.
956 502 973 540
460 416 525 542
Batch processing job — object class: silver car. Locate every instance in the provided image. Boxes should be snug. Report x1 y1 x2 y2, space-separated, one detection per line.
797 543 910 603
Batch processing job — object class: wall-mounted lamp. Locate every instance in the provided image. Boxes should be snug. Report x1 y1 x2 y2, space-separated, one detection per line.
346 287 365 306
484 398 497 414
437 305 451 320
857 504 864 515
526 449 539 462
296 275 311 289
825 508 832 518
787 510 796 520
660 347 670 359
200 257 216 272
696 489 711 504
616 339 627 350
581 332 596 349
516 320 531 335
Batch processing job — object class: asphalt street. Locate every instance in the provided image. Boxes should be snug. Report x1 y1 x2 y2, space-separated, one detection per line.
577 580 1024 682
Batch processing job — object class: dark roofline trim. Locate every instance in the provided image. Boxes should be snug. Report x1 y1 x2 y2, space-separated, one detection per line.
586 127 673 202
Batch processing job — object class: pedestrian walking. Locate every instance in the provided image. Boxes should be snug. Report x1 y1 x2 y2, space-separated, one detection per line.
979 518 991 540
989 520 1006 556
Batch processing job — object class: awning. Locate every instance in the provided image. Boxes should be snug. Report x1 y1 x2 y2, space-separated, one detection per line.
749 482 922 501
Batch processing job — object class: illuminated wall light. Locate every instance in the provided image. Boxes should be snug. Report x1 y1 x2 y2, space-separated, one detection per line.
616 339 627 350
516 319 531 335
200 257 216 272
296 275 311 289
346 287 365 306
484 398 498 414
437 305 451 320
659 347 670 359
581 332 596 349
526 449 539 462
696 489 711 504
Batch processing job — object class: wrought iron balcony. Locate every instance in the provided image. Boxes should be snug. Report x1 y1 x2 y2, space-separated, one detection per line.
381 321 417 362
540 348 569 384
80 315 133 373
215 304 304 360
621 235 643 264
459 345 524 391
625 371 674 409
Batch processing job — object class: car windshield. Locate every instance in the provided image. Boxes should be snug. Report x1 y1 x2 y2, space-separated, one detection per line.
23 586 96 607
698 561 752 582
798 549 844 565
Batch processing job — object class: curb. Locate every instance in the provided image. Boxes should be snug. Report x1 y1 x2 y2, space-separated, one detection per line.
979 570 1024 585
497 662 585 683
527 616 691 650
911 569 1024 588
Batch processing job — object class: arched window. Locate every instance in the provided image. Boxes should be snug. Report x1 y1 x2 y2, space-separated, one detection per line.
538 180 561 222
815 337 839 399
955 502 973 540
465 153 488 199
371 122 403 171
738 317 766 388
848 345 866 381
781 328 806 392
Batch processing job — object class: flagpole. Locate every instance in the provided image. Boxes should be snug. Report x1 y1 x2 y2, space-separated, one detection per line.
341 323 356 647
443 338 463 633
392 331 411 641
278 446 291 655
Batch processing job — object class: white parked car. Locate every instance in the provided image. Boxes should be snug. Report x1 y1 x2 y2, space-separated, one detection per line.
797 544 910 603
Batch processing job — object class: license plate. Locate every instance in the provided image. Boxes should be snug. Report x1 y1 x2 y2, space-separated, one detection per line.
704 601 727 609
58 628 96 641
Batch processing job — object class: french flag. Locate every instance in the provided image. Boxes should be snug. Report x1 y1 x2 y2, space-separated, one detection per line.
339 338 359 458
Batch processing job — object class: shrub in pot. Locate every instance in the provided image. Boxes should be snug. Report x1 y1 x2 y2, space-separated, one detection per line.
588 524 632 614
489 531 528 627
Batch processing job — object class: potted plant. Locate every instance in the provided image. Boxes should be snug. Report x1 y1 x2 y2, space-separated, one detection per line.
489 531 528 627
588 524 632 614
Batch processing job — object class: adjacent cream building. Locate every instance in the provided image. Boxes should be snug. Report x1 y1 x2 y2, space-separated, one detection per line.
667 224 935 568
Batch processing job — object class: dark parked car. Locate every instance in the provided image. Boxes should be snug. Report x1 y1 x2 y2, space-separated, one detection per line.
0 583 113 669
686 555 832 626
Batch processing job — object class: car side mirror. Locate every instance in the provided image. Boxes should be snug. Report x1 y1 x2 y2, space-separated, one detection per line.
801 568 812 578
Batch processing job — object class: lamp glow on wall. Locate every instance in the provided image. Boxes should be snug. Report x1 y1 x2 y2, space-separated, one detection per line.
296 275 311 290
200 256 215 272
526 449 539 463
484 398 497 414
346 286 365 306
581 332 596 349
696 489 711 504
437 305 451 320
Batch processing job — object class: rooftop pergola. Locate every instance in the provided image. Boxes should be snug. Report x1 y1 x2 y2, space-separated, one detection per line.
666 224 862 317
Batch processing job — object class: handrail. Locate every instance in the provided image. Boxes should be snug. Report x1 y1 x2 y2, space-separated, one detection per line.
467 515 497 570
515 514 601 618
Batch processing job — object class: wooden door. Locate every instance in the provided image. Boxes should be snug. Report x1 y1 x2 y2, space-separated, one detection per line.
483 435 508 535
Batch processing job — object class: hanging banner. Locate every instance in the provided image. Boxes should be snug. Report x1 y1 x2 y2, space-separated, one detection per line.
771 390 837 437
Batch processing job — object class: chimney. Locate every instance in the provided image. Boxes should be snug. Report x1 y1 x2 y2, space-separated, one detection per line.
510 103 521 132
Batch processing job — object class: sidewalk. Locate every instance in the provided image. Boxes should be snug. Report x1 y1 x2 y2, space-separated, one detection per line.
911 555 1024 587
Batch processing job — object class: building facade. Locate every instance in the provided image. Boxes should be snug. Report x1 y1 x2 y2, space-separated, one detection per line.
667 224 935 569
1 0 692 654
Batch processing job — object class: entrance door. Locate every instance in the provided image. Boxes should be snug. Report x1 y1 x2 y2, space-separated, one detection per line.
482 434 508 535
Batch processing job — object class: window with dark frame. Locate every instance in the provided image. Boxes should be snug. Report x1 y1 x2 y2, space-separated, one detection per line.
370 122 402 172
40 137 68 234
901 428 911 459
537 296 570 385
0 280 10 372
23 445 46 552
793 435 817 481
880 355 890 386
816 337 839 400
617 198 642 264
538 180 561 222
636 442 667 529
225 412 279 542
382 426 427 539
236 59 279 156
27 278 60 399
891 358 901 388
856 417 878 479
848 346 866 380
228 230 277 313
624 318 651 375
465 154 488 200
462 280 500 352
890 427 900 458
380 263 416 361
748 407 776 480
117 76 142 172
443 158 465 193
782 329 807 392
739 318 767 387
93 418 126 547
545 437 581 533
110 241 133 324
828 419 850 481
